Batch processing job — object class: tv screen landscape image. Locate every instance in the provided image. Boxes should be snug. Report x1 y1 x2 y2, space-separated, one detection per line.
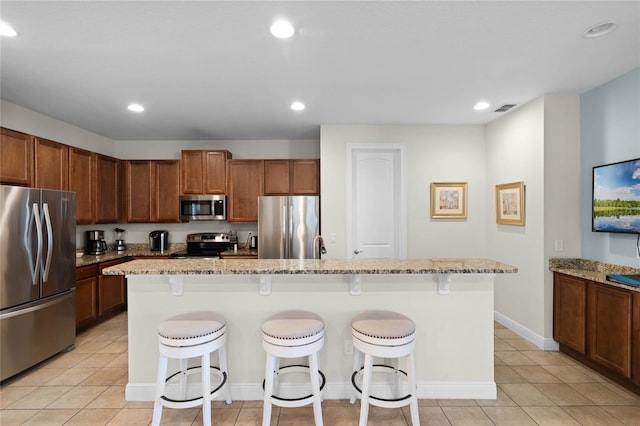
592 158 640 234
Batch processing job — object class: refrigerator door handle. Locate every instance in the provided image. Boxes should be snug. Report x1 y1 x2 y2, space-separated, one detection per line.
31 203 43 286
288 205 294 259
42 203 53 281
281 205 288 258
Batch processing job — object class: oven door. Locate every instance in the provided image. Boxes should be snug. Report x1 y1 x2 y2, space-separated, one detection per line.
179 195 226 221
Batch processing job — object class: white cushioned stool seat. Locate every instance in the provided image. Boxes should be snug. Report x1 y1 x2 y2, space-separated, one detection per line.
152 311 231 426
351 310 420 426
261 310 325 426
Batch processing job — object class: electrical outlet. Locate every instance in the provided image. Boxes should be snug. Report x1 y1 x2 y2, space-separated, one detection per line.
554 240 564 252
343 340 353 355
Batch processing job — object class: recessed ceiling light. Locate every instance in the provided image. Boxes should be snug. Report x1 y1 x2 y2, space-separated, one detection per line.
582 21 617 38
128 103 144 112
290 101 305 111
270 20 295 39
0 21 18 37
473 101 490 111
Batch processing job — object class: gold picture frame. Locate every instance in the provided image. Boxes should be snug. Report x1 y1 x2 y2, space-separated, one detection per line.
430 182 467 219
495 181 525 225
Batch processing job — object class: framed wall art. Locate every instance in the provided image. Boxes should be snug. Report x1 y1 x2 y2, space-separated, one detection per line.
495 181 525 225
430 182 467 219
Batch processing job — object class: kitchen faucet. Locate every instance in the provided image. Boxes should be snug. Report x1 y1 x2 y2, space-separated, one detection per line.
313 235 327 259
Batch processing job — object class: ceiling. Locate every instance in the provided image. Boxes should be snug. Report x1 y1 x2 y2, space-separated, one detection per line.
1 1 638 141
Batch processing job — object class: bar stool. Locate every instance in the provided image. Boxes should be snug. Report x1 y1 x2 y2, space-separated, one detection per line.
350 310 420 426
261 310 326 426
152 311 232 426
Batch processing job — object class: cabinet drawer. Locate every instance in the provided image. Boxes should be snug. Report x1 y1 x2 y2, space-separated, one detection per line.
76 264 97 281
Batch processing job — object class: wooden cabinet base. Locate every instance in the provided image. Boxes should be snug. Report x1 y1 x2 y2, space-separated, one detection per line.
559 343 640 396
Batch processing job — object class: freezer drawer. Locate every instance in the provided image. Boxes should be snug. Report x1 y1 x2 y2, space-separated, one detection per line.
1 290 75 381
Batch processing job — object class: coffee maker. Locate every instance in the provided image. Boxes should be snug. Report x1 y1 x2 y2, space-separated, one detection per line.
85 230 107 255
114 228 127 252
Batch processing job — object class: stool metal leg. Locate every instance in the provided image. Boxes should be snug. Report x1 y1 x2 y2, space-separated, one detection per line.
152 354 168 426
202 352 212 426
309 351 324 426
358 353 374 426
262 353 276 426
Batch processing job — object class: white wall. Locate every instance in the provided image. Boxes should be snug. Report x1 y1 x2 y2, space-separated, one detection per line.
542 94 581 339
320 125 487 259
486 95 581 348
114 139 319 160
580 68 640 267
486 98 546 341
1 100 115 156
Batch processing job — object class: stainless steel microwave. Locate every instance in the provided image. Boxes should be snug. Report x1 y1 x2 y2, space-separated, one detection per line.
179 195 227 221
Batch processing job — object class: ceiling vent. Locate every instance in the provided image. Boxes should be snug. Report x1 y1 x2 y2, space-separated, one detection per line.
494 104 517 113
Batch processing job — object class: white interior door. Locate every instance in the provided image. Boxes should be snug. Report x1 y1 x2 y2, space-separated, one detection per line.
347 145 406 259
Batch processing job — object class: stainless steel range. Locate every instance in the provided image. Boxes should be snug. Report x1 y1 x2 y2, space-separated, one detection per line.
170 233 236 258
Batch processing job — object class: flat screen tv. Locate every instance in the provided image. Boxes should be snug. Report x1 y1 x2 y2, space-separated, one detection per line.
592 158 640 234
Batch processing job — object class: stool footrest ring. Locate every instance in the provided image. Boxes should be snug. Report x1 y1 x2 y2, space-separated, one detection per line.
262 364 326 403
160 366 227 404
351 364 412 403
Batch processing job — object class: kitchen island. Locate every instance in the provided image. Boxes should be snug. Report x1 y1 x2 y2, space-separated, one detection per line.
103 258 516 402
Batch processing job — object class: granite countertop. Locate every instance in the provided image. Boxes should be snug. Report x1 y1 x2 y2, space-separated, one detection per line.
220 248 258 257
75 243 186 267
549 258 640 293
102 257 517 275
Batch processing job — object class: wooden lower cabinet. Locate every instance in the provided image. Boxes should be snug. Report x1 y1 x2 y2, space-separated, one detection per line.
98 259 127 316
76 259 127 331
587 283 633 378
633 293 640 386
75 265 98 330
553 272 640 394
553 274 587 353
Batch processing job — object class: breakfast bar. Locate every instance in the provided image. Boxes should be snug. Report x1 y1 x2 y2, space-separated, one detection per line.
103 258 517 402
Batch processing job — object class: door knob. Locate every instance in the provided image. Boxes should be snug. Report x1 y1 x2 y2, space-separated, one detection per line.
354 250 363 254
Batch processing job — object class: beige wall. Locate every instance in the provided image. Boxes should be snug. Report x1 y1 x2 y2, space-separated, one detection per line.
320 124 487 259
486 95 580 348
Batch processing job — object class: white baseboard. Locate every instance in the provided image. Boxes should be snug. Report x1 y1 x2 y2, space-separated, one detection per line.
494 311 559 351
126 381 496 402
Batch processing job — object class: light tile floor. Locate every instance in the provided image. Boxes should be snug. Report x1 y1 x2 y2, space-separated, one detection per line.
1 313 640 425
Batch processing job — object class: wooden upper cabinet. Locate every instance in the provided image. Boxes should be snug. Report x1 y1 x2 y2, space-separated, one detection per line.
553 273 587 354
264 159 320 196
1 127 32 186
94 154 121 224
68 147 94 224
227 160 264 223
125 160 152 223
181 150 231 194
34 137 68 190
291 159 319 195
587 283 633 378
126 160 181 223
151 160 180 223
264 160 291 195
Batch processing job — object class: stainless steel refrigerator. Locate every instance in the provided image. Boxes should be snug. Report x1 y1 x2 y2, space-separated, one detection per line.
1 185 76 381
258 196 323 259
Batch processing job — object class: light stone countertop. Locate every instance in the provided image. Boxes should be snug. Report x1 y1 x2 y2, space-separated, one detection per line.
549 257 640 293
75 243 185 268
102 257 517 275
